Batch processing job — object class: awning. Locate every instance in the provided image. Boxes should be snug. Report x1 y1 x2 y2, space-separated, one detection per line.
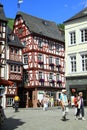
0 78 14 86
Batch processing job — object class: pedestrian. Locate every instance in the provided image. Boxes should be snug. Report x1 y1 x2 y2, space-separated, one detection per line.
74 94 78 117
79 92 85 120
14 95 20 112
59 89 69 121
75 92 86 120
50 96 54 107
43 94 49 111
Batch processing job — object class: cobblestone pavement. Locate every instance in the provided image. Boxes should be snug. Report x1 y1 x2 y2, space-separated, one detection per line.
1 107 87 130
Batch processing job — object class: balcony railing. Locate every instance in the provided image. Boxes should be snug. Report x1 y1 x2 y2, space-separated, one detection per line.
10 54 22 62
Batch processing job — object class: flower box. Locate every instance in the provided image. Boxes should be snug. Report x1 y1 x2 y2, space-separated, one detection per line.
49 79 55 83
57 80 62 84
56 64 61 68
39 79 44 82
49 63 54 66
38 61 43 64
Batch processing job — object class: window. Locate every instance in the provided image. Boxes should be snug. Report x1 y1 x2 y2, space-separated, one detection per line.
9 35 14 41
56 58 59 65
56 44 60 52
70 56 76 72
38 39 43 48
49 73 53 79
49 57 52 64
14 65 17 72
0 22 6 38
10 65 21 73
15 48 19 54
56 73 59 80
49 41 53 50
81 29 87 42
7 98 14 106
23 54 28 64
38 54 42 61
39 72 43 79
81 54 87 71
24 71 28 82
70 32 76 45
18 65 21 72
10 65 13 71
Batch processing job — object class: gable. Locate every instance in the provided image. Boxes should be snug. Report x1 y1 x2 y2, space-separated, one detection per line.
15 11 64 42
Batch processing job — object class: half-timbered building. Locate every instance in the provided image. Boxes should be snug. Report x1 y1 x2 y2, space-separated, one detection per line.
5 26 24 107
0 3 8 106
0 4 7 82
13 12 65 108
0 3 24 108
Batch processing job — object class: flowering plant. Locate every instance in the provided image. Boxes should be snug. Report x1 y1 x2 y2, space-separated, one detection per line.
49 63 54 66
56 64 61 68
39 79 44 82
38 61 43 64
57 80 62 84
49 79 55 83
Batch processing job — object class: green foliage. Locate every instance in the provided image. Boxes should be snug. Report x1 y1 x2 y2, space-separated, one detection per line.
7 18 14 30
57 24 64 31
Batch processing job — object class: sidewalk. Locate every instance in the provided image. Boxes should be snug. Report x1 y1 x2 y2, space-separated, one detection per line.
1 107 87 130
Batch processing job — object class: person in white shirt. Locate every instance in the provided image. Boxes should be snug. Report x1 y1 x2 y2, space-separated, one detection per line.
59 89 69 121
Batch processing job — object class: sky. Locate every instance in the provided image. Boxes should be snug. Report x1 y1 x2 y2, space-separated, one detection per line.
1 0 87 24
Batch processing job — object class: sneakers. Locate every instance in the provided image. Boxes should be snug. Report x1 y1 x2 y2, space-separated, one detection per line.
82 117 86 121
75 116 78 120
62 116 66 121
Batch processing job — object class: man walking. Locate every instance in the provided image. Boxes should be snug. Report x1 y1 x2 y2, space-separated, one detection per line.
59 89 69 121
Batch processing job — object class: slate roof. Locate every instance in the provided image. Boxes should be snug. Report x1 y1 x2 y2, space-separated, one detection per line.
7 26 24 48
0 4 7 22
64 7 87 23
16 11 64 42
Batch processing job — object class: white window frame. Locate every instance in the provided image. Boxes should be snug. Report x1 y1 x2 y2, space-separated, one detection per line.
69 31 76 45
23 54 28 64
49 56 53 64
38 38 43 48
80 28 87 43
38 54 42 61
80 53 87 71
56 58 59 65
49 73 53 80
69 55 76 73
39 71 44 79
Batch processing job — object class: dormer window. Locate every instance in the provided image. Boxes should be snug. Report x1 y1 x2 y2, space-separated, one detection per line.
43 20 48 26
38 39 43 48
56 44 60 52
9 34 14 41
